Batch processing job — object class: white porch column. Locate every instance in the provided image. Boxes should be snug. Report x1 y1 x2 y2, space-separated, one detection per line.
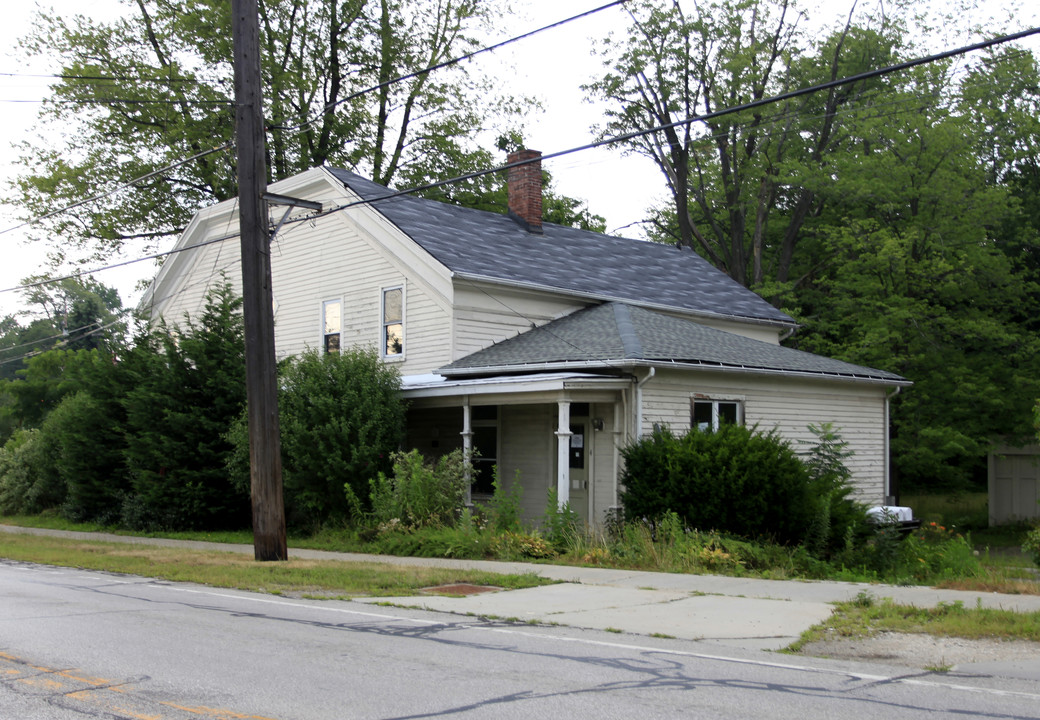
612 400 623 509
555 400 572 509
461 397 473 505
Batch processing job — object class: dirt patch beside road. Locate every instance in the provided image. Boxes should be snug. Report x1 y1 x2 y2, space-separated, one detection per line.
798 630 1040 669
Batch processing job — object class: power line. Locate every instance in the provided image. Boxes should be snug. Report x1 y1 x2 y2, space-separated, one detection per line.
0 3 627 244
0 98 233 106
322 26 1040 221
0 143 235 239
0 71 197 83
270 1 631 135
5 25 1037 300
0 232 235 295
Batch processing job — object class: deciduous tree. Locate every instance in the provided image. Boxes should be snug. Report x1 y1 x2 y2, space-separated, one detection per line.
13 0 522 259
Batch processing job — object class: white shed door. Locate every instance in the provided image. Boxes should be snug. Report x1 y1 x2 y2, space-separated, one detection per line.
990 454 1040 525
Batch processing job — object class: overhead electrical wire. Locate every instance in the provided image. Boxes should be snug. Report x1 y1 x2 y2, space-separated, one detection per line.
289 25 1040 225
3 23 1037 300
0 71 197 82
0 1 629 242
269 0 631 134
0 142 236 239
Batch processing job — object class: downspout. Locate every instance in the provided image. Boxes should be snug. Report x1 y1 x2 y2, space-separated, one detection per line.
884 386 901 504
634 367 656 440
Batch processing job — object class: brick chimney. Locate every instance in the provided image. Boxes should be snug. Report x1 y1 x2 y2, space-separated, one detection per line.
507 149 543 233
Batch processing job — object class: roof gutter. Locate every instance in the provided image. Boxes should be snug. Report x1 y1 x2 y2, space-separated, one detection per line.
440 358 911 387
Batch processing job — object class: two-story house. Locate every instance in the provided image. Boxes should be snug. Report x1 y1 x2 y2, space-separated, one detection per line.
142 152 908 525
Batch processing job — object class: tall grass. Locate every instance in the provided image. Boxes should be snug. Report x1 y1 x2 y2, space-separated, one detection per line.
900 492 988 530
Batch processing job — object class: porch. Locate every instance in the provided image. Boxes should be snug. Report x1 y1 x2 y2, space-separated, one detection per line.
401 372 633 526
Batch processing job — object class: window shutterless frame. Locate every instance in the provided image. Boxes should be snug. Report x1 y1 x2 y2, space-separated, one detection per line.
322 298 341 355
381 285 404 358
691 397 742 432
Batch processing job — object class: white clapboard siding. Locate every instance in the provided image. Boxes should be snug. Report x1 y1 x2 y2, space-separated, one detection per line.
589 402 621 523
500 404 555 522
145 206 246 329
451 284 586 361
146 170 455 375
639 369 889 501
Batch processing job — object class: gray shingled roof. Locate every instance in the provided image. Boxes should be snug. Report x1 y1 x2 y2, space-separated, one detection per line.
328 168 794 326
440 303 907 384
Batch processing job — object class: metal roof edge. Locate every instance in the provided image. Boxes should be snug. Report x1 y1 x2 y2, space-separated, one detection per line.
441 358 911 387
401 372 633 399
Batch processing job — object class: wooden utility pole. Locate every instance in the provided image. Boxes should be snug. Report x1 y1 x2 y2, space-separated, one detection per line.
231 0 287 561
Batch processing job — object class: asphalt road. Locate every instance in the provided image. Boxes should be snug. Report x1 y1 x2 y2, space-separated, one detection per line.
2 559 1039 720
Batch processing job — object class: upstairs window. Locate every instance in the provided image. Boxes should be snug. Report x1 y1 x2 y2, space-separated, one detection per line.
691 398 741 432
382 286 403 357
322 299 341 355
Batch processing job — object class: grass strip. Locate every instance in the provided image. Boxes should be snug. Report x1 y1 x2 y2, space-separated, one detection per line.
0 532 551 598
789 593 1040 651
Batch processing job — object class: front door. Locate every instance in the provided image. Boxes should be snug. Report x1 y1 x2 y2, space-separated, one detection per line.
568 422 590 523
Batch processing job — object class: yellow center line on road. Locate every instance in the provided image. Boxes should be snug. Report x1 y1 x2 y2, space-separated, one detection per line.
0 651 282 719
160 702 281 719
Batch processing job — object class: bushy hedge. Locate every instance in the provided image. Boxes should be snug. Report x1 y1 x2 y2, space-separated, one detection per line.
229 347 407 530
0 283 250 530
122 284 250 530
620 424 825 547
0 429 59 515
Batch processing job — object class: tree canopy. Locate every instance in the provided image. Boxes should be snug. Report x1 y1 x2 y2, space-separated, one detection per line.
13 0 526 259
590 0 1040 489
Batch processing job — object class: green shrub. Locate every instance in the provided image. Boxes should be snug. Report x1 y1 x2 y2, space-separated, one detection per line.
800 422 871 557
369 449 468 528
0 429 61 515
45 391 128 524
619 424 816 546
247 347 406 530
542 487 581 551
834 519 983 583
366 520 496 559
897 522 981 581
482 466 523 532
1021 526 1040 568
490 531 555 559
123 284 250 531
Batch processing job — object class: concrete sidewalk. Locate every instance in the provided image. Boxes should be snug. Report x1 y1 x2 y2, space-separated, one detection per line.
4 524 1040 652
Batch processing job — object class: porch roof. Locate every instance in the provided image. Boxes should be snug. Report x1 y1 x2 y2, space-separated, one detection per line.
401 371 631 401
439 302 909 386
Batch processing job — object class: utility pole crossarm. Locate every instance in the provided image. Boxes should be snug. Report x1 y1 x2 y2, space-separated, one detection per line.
263 193 324 238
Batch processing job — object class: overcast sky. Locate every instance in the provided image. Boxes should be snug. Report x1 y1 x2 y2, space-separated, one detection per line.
0 0 1036 318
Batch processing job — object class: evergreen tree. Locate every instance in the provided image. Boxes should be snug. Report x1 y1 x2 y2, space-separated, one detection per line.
123 283 249 530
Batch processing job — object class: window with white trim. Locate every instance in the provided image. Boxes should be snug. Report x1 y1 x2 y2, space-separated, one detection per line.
691 398 741 432
322 299 341 355
382 286 403 357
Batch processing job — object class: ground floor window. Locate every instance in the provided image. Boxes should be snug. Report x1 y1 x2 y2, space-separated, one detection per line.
691 398 741 432
471 405 498 496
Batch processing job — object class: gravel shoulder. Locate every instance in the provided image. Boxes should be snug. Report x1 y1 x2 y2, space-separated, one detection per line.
797 631 1040 669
